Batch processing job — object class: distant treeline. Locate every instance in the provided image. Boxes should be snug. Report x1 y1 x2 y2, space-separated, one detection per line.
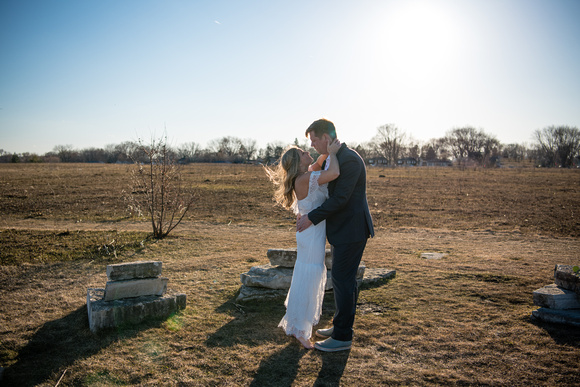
2 125 579 168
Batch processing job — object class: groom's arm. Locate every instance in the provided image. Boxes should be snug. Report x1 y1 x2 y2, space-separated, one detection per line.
296 154 361 232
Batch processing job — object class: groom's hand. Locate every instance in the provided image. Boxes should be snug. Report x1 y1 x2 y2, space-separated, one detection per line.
296 214 313 232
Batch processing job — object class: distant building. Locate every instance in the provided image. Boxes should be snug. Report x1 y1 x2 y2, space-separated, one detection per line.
368 157 389 167
420 159 453 167
397 157 417 166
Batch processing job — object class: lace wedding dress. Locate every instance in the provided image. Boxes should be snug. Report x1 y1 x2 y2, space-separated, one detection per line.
278 171 328 341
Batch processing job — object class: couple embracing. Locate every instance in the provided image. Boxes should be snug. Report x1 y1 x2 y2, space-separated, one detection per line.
266 118 374 352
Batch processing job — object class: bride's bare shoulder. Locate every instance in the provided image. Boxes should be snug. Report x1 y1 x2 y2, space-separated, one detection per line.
294 172 311 200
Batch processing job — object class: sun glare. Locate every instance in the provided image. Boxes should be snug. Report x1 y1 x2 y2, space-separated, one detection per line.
376 1 462 83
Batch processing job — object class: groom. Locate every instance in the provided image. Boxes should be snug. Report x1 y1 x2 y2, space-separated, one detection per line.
296 118 374 352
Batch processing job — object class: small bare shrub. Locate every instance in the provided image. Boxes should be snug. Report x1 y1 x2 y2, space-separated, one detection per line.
124 134 196 239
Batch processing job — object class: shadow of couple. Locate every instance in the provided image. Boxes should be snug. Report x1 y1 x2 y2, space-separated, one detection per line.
206 292 350 386
249 343 351 387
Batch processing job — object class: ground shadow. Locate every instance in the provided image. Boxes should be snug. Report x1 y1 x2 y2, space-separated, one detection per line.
530 317 580 348
314 349 351 386
1 305 165 386
206 290 337 348
245 332 350 387
249 343 307 387
205 292 287 348
204 275 394 349
358 273 396 291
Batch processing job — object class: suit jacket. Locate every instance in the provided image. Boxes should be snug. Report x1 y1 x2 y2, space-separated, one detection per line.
308 144 374 245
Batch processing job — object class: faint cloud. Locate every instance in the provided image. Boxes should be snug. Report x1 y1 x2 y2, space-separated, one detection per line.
214 20 221 25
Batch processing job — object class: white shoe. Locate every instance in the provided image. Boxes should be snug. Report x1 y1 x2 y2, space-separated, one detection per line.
314 337 352 352
315 326 334 338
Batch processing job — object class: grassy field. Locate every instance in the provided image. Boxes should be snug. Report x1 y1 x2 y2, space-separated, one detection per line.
0 163 579 386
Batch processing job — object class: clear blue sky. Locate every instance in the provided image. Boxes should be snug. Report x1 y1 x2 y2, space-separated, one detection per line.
1 0 579 154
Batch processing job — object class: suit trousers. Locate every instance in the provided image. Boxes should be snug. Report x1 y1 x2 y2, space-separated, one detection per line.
330 239 367 341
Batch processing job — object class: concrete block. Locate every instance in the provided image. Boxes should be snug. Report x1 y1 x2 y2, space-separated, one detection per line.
421 252 446 260
87 288 186 333
362 268 397 285
104 277 168 301
240 264 294 290
531 307 580 327
236 265 375 302
240 263 366 291
107 261 162 281
236 285 288 302
533 284 580 309
554 265 580 295
267 248 333 269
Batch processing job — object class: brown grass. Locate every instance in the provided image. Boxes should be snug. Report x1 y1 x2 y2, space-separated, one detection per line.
0 163 579 386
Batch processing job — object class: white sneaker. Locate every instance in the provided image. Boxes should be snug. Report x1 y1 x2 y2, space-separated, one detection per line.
314 337 352 352
315 326 334 338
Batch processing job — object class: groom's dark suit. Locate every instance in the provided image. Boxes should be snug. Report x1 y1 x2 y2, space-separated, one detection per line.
308 143 374 341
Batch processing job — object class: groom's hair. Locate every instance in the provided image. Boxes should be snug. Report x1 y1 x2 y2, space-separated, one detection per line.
305 118 337 140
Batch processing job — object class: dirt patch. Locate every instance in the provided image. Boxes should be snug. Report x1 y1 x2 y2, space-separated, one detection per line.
1 163 579 236
0 164 579 385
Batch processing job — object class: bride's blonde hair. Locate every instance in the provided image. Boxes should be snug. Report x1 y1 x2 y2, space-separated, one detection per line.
264 146 303 211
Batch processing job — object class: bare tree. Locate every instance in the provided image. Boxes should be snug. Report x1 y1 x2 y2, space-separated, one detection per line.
207 136 243 162
260 141 286 164
239 138 258 162
534 125 580 167
53 144 77 162
125 135 196 239
421 138 448 161
372 124 407 166
444 127 499 166
176 141 200 163
502 143 528 162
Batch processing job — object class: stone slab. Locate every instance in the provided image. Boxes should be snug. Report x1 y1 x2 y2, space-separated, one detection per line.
236 285 288 302
362 268 397 284
240 263 365 291
531 307 580 327
533 284 580 309
87 288 186 333
106 261 162 281
237 266 389 302
104 277 168 301
554 264 580 295
240 264 294 290
421 252 446 260
267 248 333 269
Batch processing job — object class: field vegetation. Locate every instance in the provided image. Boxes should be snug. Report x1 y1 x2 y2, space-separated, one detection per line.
0 163 579 386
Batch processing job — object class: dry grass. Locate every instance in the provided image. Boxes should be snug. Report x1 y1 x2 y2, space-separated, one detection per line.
0 163 579 386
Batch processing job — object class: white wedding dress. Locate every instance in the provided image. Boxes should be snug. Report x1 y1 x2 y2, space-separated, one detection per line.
278 171 328 341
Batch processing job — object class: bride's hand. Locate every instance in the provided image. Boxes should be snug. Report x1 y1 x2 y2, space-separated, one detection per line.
327 138 341 154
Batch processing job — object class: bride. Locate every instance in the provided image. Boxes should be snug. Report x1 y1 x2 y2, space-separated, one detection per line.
265 138 341 348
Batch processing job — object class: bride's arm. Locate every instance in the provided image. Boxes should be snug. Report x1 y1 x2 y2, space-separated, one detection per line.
317 139 340 185
309 154 326 171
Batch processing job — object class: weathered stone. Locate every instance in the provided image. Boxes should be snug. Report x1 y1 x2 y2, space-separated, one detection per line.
237 266 390 302
531 307 580 327
241 263 366 291
104 277 168 301
533 284 580 309
106 261 162 281
421 252 446 260
362 268 397 284
240 265 294 289
554 265 580 295
87 288 186 333
236 285 288 302
267 248 333 269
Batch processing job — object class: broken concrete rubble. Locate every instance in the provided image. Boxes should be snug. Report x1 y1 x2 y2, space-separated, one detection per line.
87 261 185 333
532 264 580 327
237 248 395 302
